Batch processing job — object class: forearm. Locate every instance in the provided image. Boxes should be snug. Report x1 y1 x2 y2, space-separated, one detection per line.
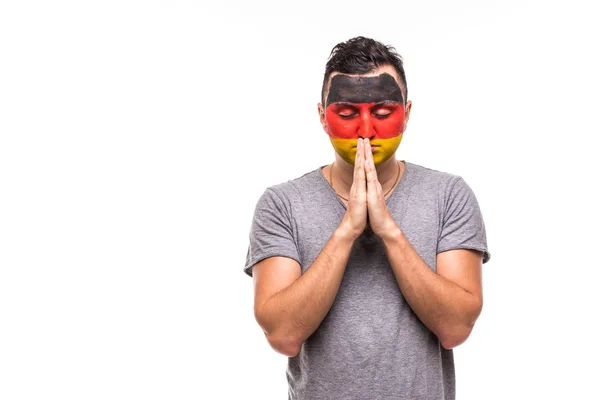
258 227 356 351
381 227 482 349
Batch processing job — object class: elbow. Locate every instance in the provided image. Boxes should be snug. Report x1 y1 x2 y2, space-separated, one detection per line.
440 296 483 350
265 332 302 357
254 308 303 357
439 324 474 350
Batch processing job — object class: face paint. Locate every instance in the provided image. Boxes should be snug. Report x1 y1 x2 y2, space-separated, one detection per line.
324 73 406 165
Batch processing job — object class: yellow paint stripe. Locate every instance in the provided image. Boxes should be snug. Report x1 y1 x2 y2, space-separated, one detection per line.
329 135 403 165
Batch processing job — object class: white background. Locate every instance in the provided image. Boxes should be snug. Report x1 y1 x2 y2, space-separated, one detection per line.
1 0 598 399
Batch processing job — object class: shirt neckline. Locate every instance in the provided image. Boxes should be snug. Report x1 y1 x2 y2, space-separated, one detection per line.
317 160 410 210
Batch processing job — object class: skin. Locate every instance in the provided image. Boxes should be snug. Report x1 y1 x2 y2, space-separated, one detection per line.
329 135 402 166
318 66 412 199
252 66 483 357
321 69 409 167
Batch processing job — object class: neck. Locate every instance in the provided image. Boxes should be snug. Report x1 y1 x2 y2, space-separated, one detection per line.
332 155 401 196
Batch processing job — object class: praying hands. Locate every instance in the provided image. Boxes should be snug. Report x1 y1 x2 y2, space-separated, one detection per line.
339 138 402 241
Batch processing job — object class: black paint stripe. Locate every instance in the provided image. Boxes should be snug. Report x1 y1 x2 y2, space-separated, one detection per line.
326 73 404 105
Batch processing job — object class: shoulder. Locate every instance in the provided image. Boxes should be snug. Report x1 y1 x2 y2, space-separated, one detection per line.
256 166 325 208
263 166 326 200
404 162 464 193
403 162 481 214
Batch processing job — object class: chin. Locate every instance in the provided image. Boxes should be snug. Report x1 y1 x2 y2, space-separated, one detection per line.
331 147 356 165
341 154 356 165
374 153 393 166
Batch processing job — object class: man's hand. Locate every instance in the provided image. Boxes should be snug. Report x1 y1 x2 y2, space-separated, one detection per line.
339 138 368 240
364 138 399 239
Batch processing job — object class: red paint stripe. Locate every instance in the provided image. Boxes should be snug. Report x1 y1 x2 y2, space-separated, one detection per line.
325 102 406 140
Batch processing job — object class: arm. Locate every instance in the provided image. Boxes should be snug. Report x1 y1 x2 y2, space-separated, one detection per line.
253 228 356 357
252 139 370 357
362 138 484 349
381 228 483 349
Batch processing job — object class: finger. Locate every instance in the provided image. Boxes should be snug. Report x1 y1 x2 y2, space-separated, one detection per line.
351 139 361 193
364 139 379 188
364 138 373 164
353 139 366 197
353 138 362 172
364 140 380 194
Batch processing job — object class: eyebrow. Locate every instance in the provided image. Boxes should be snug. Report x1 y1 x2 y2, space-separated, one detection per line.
373 100 402 106
331 100 402 107
330 102 358 107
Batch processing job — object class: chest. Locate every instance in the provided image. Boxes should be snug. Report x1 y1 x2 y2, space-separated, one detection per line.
292 193 442 273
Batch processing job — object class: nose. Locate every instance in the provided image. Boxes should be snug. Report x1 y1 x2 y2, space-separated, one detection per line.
357 112 375 140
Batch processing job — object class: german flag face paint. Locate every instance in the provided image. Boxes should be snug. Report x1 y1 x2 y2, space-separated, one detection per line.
324 73 406 165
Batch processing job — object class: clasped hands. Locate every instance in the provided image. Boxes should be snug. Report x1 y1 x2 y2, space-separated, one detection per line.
340 138 400 241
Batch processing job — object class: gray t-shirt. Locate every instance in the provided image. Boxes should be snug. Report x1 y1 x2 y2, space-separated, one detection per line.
244 161 490 400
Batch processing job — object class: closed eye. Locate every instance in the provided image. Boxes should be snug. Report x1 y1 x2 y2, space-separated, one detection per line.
373 109 392 119
337 107 359 119
339 112 358 119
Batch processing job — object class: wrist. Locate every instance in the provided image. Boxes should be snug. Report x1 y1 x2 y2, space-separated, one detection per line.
380 223 404 245
335 220 361 243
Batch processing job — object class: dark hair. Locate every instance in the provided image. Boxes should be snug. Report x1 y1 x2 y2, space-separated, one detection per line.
321 36 407 105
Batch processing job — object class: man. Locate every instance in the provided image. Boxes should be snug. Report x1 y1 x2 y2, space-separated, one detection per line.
244 36 490 400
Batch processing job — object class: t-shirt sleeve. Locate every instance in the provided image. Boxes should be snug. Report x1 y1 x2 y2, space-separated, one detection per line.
243 187 301 277
437 177 491 263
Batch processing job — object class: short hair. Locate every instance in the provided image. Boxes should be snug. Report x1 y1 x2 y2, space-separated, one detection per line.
321 36 408 105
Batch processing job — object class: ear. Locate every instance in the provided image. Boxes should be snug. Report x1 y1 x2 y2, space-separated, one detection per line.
404 100 412 121
403 100 413 131
317 103 328 131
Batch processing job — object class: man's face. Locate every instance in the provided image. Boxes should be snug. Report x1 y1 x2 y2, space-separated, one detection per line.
320 68 409 165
